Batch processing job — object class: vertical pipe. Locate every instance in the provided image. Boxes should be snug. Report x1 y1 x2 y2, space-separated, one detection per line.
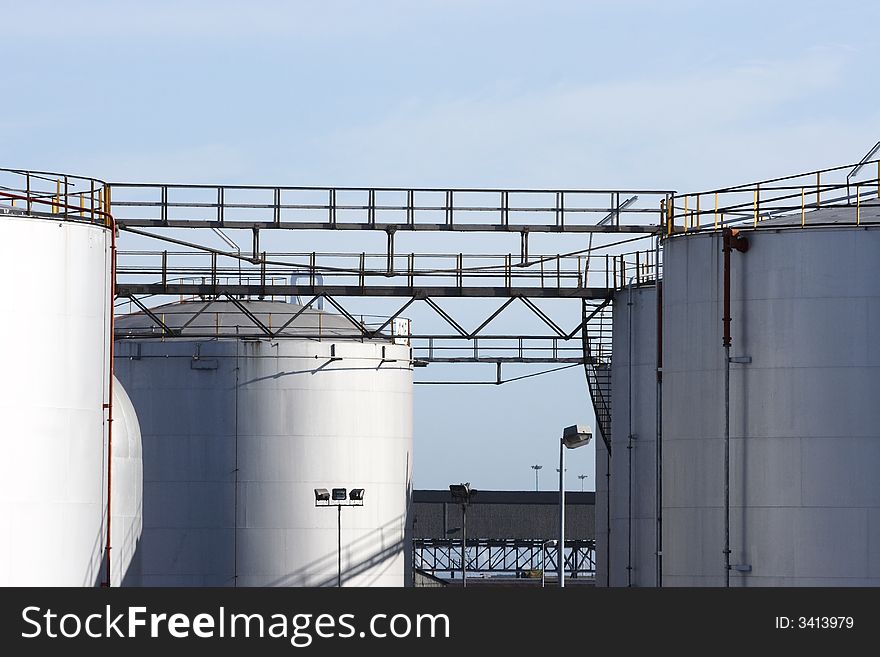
233 335 240 586
605 448 611 587
720 229 747 586
337 504 343 587
461 504 467 588
558 441 565 587
102 196 117 587
724 344 731 588
655 269 663 587
627 281 634 587
722 231 732 587
722 231 732 349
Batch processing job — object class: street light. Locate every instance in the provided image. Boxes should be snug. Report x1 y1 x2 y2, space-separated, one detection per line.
559 425 592 588
314 485 365 587
578 474 588 492
541 539 557 588
530 464 543 491
449 483 477 588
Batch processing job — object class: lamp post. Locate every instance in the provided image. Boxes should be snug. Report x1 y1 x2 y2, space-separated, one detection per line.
541 539 557 588
449 483 477 588
559 425 592 588
530 464 543 491
314 487 365 587
578 474 588 492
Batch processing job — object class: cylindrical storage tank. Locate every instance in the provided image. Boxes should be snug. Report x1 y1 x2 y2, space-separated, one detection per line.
0 211 111 586
111 378 144 586
663 225 880 585
600 284 658 587
115 300 413 586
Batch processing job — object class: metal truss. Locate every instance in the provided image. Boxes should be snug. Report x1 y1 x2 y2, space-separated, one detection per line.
412 538 595 578
1 168 667 389
115 290 597 366
113 242 661 375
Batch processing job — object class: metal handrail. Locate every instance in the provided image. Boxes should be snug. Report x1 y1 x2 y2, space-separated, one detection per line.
664 158 880 235
0 167 111 225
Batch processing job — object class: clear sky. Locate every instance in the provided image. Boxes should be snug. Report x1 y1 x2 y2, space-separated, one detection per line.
3 1 879 491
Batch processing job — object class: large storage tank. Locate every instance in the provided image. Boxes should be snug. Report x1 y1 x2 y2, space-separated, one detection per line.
663 219 880 585
111 377 144 586
0 208 141 586
597 285 658 586
115 299 413 587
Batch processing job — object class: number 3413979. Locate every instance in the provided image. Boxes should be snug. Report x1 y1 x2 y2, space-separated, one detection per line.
775 617 854 629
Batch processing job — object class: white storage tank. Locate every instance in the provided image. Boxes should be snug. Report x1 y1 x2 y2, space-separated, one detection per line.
663 220 880 585
111 377 144 587
115 299 413 587
0 210 143 586
598 284 658 587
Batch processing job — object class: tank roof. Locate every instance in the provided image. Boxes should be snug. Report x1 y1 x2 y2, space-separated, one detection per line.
115 299 392 341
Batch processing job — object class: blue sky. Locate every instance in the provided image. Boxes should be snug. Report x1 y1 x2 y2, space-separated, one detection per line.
4 1 879 490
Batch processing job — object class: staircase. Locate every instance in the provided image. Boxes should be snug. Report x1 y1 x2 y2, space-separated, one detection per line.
581 298 613 452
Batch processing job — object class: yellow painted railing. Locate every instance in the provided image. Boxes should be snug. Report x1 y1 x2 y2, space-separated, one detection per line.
0 168 112 226
664 159 880 236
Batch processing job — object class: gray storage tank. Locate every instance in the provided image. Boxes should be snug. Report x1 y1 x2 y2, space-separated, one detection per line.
598 284 658 587
662 207 880 585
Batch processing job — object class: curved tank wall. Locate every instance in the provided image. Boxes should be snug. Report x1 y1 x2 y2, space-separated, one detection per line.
599 284 657 587
114 300 413 587
0 213 111 586
663 227 880 586
111 377 144 587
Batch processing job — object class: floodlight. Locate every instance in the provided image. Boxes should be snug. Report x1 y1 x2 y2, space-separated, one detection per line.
314 488 330 502
332 488 347 501
449 482 477 502
562 424 592 449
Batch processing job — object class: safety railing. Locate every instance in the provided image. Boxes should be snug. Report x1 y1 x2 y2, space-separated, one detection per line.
108 182 671 232
0 167 112 226
115 246 660 293
664 159 880 235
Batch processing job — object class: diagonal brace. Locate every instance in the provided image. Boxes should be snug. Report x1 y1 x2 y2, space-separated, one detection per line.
224 294 273 336
125 295 178 336
518 297 566 338
423 298 468 336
